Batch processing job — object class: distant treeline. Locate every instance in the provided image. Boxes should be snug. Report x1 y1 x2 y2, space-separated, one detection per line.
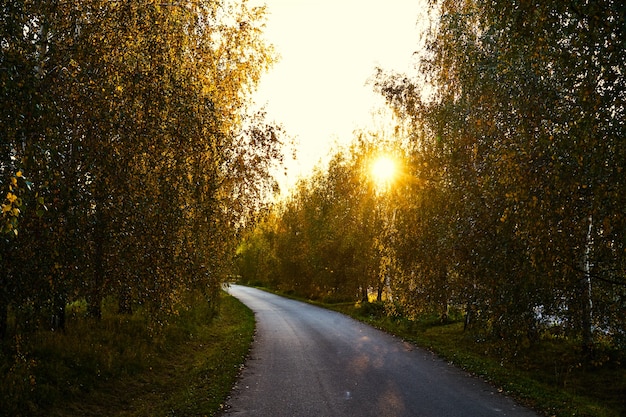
237 0 626 357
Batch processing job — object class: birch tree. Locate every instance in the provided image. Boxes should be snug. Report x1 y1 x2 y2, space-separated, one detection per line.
375 0 625 353
0 0 280 335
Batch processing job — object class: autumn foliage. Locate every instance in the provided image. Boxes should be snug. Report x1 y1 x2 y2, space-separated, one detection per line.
237 0 625 358
0 0 280 337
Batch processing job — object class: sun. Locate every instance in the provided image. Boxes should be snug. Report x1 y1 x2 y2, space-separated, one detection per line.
371 155 397 190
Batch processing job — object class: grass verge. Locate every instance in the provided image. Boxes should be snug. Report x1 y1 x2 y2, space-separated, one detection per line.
0 291 255 417
331 303 625 417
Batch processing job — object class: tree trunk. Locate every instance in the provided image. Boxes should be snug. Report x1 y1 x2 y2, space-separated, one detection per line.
89 179 108 320
88 242 104 320
51 294 66 332
118 286 133 315
89 208 105 320
581 214 594 357
464 302 472 331
440 267 449 323
361 285 369 303
440 301 449 324
0 299 7 340
376 280 384 302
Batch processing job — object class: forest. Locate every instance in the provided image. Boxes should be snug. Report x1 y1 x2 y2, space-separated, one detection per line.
237 0 626 360
0 2 284 412
1 1 281 342
1 0 625 414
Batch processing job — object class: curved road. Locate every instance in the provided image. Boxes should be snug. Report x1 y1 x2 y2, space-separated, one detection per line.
224 285 539 417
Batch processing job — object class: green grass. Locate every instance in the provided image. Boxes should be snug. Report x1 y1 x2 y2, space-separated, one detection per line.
0 291 255 417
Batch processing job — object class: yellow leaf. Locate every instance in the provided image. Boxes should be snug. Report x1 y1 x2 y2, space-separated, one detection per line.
6 192 17 203
16 171 22 177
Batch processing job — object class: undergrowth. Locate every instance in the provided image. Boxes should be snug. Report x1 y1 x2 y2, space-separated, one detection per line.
0 291 254 417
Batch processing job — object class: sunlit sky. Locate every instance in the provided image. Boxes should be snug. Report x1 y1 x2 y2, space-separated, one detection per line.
251 0 428 193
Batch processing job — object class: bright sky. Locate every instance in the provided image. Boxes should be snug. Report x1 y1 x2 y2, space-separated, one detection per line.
251 0 428 193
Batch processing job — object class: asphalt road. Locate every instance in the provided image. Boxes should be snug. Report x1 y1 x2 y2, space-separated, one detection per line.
223 285 540 417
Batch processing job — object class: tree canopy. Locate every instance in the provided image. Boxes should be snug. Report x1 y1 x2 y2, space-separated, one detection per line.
238 0 625 358
1 0 282 337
